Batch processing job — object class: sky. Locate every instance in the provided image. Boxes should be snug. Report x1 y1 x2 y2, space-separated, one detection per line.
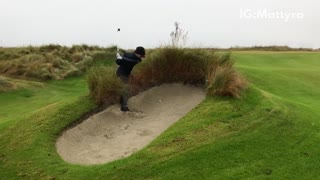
1 0 320 49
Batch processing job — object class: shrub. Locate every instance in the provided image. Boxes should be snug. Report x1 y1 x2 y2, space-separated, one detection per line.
170 22 188 47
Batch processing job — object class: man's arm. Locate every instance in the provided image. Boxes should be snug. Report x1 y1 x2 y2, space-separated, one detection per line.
116 52 141 65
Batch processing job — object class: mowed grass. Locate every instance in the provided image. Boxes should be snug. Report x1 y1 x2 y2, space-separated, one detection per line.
0 60 114 132
0 51 320 179
233 51 320 114
0 76 88 132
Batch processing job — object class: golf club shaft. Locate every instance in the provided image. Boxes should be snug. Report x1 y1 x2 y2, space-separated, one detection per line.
117 28 120 53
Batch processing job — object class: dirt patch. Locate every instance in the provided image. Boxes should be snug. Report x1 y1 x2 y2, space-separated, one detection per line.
56 84 205 165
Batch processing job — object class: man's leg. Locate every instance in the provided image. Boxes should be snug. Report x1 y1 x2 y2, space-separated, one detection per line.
117 74 130 111
120 85 129 110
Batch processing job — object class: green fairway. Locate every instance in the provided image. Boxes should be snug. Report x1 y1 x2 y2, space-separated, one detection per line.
0 76 88 132
233 51 320 115
0 51 320 179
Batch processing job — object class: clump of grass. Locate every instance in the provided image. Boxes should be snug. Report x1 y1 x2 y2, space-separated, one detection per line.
206 53 247 98
207 65 247 98
87 66 125 104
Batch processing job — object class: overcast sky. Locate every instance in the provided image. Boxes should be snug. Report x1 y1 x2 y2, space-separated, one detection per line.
1 0 319 48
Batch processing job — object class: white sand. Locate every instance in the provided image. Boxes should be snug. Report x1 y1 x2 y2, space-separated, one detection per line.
56 84 205 165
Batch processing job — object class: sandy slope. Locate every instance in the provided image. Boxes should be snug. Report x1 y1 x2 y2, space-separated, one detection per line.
56 84 205 165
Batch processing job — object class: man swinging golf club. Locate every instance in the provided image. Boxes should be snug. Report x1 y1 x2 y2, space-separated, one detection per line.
116 45 145 111
115 28 145 111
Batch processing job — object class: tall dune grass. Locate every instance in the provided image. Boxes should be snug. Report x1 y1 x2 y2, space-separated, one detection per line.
0 44 116 80
205 53 247 98
88 47 247 104
131 47 247 97
130 48 210 91
87 66 125 104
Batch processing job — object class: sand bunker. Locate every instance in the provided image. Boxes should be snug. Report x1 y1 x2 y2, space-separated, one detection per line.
56 84 205 165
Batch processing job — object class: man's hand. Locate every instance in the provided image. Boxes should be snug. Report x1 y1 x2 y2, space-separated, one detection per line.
116 52 122 60
116 52 123 65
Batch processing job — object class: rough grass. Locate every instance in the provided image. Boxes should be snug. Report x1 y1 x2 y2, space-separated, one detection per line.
0 45 116 81
131 48 210 87
133 47 247 98
0 75 44 92
206 53 247 98
88 47 247 104
87 65 124 104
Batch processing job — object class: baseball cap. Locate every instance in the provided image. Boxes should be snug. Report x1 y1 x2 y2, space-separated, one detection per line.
135 46 145 57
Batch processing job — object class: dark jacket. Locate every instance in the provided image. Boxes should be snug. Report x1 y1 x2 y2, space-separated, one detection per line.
116 52 142 77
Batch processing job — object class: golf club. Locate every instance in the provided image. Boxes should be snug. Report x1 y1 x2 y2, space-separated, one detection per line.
117 28 120 52
116 28 122 60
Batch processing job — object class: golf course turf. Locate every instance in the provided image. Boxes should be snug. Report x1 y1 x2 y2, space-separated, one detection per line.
0 51 320 179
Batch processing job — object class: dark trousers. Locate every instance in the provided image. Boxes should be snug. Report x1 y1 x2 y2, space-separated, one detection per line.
116 71 129 108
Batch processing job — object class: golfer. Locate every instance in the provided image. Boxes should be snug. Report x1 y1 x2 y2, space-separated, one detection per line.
116 46 145 111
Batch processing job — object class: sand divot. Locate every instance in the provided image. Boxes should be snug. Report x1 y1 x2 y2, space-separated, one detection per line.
56 83 205 165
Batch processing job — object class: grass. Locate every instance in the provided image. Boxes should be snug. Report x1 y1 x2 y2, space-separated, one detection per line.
212 45 319 52
0 51 320 179
206 53 247 98
132 47 211 85
87 65 124 104
0 75 44 92
0 44 116 80
0 76 88 132
89 47 246 104
233 51 320 114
